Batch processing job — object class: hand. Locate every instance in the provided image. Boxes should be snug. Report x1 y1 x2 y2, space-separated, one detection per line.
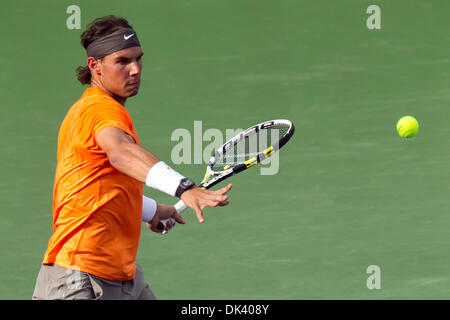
147 204 185 234
180 184 232 223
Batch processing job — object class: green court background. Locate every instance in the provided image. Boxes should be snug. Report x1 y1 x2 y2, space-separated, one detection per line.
0 0 449 299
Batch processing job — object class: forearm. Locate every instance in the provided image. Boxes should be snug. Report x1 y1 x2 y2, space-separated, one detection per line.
108 142 186 197
97 127 187 197
108 142 160 183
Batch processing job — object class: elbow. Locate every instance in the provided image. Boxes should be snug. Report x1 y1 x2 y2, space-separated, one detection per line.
108 149 129 170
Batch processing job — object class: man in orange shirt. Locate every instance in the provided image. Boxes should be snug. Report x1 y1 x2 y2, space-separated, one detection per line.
32 15 231 300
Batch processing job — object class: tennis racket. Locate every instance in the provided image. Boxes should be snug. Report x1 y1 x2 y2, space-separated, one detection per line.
159 119 295 234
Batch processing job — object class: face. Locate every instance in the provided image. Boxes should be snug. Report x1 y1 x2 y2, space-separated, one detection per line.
90 46 143 99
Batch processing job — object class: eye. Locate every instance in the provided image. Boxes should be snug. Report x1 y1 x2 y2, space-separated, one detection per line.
117 58 129 64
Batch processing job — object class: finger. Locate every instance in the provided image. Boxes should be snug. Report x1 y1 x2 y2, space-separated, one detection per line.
204 200 220 208
194 207 205 223
200 186 231 201
218 199 229 207
212 183 232 195
209 197 229 207
173 213 185 224
150 217 163 232
155 223 163 232
201 193 229 207
214 195 229 204
152 223 163 234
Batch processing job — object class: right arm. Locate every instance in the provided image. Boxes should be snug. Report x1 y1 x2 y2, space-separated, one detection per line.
96 126 232 223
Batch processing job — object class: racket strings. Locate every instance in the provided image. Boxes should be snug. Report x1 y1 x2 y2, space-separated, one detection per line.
211 125 288 171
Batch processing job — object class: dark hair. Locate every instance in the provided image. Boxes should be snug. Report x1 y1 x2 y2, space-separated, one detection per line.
76 15 133 85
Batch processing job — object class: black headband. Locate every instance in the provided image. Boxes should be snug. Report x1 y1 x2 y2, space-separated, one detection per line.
86 27 141 59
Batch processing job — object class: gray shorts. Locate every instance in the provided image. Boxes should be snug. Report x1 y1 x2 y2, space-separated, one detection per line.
32 263 156 300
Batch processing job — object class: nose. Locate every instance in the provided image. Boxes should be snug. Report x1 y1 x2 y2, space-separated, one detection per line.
130 61 142 76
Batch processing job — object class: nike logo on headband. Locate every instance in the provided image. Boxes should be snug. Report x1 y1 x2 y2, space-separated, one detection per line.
124 33 134 40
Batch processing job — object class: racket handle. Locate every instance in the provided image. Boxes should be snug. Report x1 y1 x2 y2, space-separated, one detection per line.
158 200 188 234
174 200 188 213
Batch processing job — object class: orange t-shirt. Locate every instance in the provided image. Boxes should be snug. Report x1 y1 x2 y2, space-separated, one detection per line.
43 87 142 281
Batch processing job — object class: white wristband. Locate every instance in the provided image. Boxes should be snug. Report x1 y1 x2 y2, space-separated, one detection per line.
142 195 157 222
145 161 185 197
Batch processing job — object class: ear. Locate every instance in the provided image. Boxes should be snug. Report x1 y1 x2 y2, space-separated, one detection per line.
87 57 101 76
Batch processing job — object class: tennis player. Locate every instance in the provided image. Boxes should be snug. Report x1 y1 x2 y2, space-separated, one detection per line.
32 15 232 300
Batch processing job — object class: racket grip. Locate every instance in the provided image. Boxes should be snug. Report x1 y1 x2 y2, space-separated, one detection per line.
159 200 188 234
174 200 188 213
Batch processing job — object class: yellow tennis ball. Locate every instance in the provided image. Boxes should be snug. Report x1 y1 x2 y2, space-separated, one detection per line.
396 116 419 138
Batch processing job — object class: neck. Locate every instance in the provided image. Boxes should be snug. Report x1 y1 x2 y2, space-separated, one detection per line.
90 79 126 106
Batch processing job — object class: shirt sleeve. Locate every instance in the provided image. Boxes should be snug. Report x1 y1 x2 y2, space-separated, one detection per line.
91 101 135 141
77 99 137 153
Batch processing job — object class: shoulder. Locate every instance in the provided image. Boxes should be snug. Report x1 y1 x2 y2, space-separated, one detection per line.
79 89 131 121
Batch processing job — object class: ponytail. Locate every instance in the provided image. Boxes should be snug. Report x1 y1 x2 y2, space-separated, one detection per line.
76 66 91 85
